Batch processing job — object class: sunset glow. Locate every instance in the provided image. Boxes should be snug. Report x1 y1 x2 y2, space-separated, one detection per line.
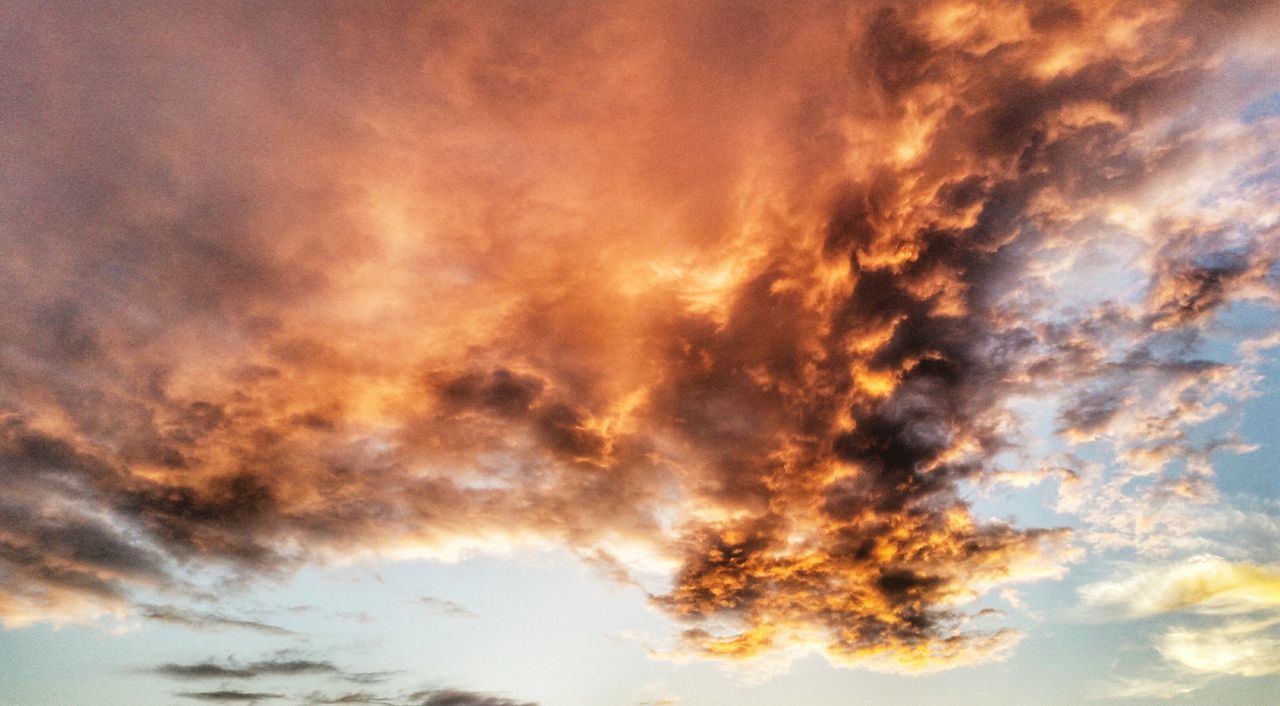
1 2 1278 705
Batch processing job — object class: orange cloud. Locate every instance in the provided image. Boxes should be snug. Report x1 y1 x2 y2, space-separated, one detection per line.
0 0 1276 675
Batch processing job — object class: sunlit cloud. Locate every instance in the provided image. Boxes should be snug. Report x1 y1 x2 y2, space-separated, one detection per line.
1082 556 1280 696
1080 556 1280 619
0 0 1277 698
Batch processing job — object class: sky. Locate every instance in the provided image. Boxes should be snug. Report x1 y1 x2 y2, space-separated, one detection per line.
0 1 1278 705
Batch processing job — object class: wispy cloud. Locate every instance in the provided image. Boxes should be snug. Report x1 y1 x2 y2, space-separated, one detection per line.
414 597 475 619
409 689 538 706
150 652 395 687
1080 556 1280 619
137 604 296 636
1082 556 1280 696
303 688 539 706
178 691 284 704
302 692 399 706
156 659 340 680
1158 617 1280 678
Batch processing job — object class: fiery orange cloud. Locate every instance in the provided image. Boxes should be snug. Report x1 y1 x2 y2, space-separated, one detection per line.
0 0 1277 675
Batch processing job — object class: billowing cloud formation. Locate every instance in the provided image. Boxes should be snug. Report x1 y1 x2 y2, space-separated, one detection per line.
1 0 1277 678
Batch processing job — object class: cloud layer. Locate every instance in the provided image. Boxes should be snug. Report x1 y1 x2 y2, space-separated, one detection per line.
1 0 1277 682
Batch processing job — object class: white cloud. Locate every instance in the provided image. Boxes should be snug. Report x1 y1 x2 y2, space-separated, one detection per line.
1079 555 1280 618
1158 618 1280 677
1083 556 1280 698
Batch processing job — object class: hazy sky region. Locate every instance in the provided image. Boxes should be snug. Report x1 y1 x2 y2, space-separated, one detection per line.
1 2 1279 705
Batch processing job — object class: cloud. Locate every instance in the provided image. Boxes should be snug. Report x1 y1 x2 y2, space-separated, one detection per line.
178 691 284 704
158 663 260 680
303 693 398 706
150 652 397 688
414 597 475 619
155 658 340 680
1158 618 1280 677
137 604 296 636
146 648 535 706
0 0 1276 683
409 689 538 706
1080 556 1280 619
1103 674 1212 700
301 689 538 706
1082 556 1280 695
